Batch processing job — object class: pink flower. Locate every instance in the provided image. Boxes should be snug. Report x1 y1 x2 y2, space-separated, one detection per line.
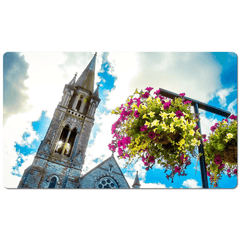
117 140 126 149
202 134 206 139
183 100 192 105
121 136 131 146
145 87 154 92
166 174 170 180
210 125 217 132
148 156 155 163
230 115 237 120
118 147 123 156
227 169 231 173
174 166 181 174
140 125 148 132
164 100 171 110
219 164 225 169
214 156 222 165
142 92 150 98
134 110 140 118
128 99 133 106
154 89 161 95
207 171 211 177
136 98 141 107
175 110 184 118
179 93 186 97
108 144 116 152
148 131 156 139
180 154 184 163
234 169 237 175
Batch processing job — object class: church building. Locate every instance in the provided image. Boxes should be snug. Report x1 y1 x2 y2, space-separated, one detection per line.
18 53 141 189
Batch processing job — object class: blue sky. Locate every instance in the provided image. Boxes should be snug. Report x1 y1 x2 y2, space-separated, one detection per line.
3 52 237 188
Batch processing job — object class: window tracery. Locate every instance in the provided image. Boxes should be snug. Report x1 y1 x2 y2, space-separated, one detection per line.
97 177 119 189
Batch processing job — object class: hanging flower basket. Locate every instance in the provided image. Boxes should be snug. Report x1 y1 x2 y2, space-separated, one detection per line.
203 115 237 188
108 87 202 182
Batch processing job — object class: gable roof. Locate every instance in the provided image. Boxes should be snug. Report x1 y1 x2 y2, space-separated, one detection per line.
81 155 130 188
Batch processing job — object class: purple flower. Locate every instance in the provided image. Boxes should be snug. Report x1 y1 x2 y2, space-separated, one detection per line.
179 93 186 97
154 89 161 95
183 100 192 105
148 156 155 163
202 134 206 139
175 110 184 118
166 174 170 180
230 115 237 120
122 136 131 146
148 131 156 139
227 169 231 173
136 98 141 107
210 125 217 132
108 144 116 152
140 125 148 132
134 110 140 118
219 164 225 169
145 87 154 92
174 166 181 174
164 100 171 110
207 171 211 177
180 154 184 163
128 99 133 106
234 169 237 175
117 140 126 149
214 156 222 165
142 92 150 98
118 147 123 156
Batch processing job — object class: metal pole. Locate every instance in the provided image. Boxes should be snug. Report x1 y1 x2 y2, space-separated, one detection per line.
194 103 209 188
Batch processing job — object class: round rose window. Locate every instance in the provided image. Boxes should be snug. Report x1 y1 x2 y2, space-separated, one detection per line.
97 177 118 189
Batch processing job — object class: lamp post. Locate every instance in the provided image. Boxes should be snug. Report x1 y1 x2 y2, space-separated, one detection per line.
158 88 231 188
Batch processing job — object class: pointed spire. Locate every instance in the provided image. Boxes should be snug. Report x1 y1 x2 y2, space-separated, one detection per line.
132 171 141 188
75 53 97 93
93 83 100 98
68 72 77 85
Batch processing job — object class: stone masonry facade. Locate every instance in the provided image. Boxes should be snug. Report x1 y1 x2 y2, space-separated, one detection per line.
17 53 133 189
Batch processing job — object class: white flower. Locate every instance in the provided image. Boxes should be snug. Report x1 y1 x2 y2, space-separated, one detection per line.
226 133 233 139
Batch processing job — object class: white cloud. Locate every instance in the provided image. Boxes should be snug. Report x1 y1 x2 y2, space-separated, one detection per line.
182 179 201 188
199 112 218 137
215 86 235 107
3 52 231 188
3 52 102 188
106 52 222 109
228 98 237 115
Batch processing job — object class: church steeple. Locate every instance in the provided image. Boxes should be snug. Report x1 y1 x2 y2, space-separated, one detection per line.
18 53 101 189
132 171 141 188
68 72 77 85
93 83 100 98
75 53 97 94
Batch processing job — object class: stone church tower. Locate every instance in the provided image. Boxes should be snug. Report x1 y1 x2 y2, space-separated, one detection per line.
18 53 136 189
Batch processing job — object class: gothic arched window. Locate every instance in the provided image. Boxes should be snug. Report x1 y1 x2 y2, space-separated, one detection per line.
76 99 82 112
55 125 70 154
64 128 77 157
48 177 57 188
97 177 119 189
